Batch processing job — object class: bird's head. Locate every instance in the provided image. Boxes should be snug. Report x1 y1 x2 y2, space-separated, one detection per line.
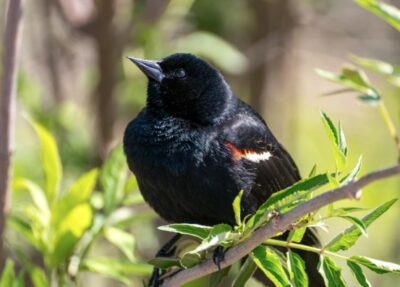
128 53 232 125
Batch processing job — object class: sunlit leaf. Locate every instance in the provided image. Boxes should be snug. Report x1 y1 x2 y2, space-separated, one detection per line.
30 267 49 287
287 251 308 287
347 261 372 287
31 121 62 204
0 260 15 287
355 0 400 31
326 199 397 251
321 111 347 170
350 256 400 275
50 204 93 266
104 227 135 261
158 223 212 240
351 55 400 77
51 169 98 230
233 190 244 226
318 256 347 287
81 258 152 285
251 246 291 287
341 156 362 185
339 216 367 237
287 226 307 243
100 146 128 213
13 178 49 220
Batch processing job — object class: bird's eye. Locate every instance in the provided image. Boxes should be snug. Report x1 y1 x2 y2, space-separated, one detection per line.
174 68 186 78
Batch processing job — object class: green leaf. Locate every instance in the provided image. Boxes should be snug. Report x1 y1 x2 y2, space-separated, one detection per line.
347 261 372 287
339 216 367 237
351 55 400 77
316 68 379 98
148 257 181 269
51 169 98 230
50 204 93 266
30 267 49 287
251 246 291 287
308 164 317 177
326 199 397 251
233 190 244 226
318 256 347 287
188 224 234 254
252 173 329 226
0 260 15 287
232 256 257 287
13 178 50 220
355 0 400 31
180 252 202 269
158 223 212 240
332 207 366 216
341 156 362 185
321 111 347 170
104 227 135 261
287 226 307 243
287 251 308 287
81 258 152 285
31 121 62 204
100 146 128 213
350 256 400 275
175 31 248 74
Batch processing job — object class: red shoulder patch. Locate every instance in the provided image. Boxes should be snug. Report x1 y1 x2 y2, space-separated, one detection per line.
225 142 256 161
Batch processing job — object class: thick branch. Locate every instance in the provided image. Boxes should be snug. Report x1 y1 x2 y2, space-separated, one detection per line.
0 0 23 270
162 165 400 287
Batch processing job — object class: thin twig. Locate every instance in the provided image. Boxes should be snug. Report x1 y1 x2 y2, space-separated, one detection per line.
0 0 23 271
161 165 400 287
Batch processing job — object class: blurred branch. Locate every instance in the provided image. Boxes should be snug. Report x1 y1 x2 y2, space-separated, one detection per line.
0 0 23 271
161 165 400 287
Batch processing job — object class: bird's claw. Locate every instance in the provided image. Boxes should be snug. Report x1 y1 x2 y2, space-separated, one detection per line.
212 246 225 271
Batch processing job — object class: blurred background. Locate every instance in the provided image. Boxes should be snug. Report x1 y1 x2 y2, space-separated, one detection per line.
2 0 399 286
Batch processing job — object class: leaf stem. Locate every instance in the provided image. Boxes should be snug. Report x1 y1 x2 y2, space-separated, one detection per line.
379 101 400 160
264 239 349 261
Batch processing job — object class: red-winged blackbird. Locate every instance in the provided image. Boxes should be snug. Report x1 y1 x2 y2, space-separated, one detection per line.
123 53 324 286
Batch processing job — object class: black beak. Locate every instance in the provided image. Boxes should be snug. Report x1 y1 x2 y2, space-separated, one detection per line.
128 57 164 83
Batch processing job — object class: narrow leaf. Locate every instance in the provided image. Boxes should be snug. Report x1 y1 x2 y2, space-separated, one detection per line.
104 227 135 261
287 251 308 287
158 223 212 240
341 156 362 185
339 216 367 237
31 121 62 203
347 261 372 287
287 227 307 243
251 246 291 287
232 257 257 287
350 256 400 275
0 260 15 287
326 199 397 251
355 0 400 32
318 256 347 287
233 190 244 226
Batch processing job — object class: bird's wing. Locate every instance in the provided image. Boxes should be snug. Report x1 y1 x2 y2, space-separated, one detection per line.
222 114 301 208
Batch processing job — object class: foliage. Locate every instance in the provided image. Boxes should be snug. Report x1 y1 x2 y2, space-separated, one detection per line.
3 121 152 286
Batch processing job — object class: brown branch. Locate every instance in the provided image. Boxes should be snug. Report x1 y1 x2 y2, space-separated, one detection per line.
161 165 400 287
0 0 23 271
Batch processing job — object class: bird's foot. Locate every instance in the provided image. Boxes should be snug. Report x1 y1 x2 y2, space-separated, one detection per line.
148 267 165 287
212 246 225 271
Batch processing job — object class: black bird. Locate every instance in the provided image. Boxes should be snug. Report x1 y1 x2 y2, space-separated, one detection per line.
123 53 323 286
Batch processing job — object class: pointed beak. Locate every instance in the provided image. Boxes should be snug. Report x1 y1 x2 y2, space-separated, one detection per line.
127 57 164 83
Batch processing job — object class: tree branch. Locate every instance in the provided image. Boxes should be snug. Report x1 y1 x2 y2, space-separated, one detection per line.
0 0 23 271
161 164 400 287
